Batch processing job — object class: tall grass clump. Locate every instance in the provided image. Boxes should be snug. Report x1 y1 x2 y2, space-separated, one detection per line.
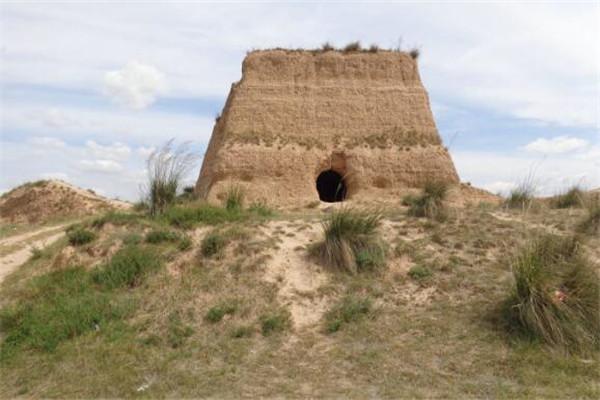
224 186 244 212
505 178 536 210
144 139 198 216
406 181 448 220
503 234 599 353
67 227 96 246
92 245 162 289
311 208 385 274
343 41 361 52
553 186 584 209
577 194 600 236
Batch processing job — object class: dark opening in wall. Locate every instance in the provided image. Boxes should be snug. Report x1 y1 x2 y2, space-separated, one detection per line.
316 170 346 202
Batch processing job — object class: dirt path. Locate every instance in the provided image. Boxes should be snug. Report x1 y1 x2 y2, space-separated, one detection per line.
0 227 66 284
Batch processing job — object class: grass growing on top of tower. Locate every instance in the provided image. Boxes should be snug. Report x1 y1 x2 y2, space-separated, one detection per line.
577 194 600 236
310 208 385 274
502 234 599 354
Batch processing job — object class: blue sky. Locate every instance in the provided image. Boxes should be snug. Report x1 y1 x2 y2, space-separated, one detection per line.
1 2 598 200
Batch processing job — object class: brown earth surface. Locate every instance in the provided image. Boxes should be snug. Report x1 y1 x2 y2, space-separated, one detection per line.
0 180 131 224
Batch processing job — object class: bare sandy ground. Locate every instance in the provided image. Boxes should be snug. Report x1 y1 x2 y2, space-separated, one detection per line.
0 225 66 284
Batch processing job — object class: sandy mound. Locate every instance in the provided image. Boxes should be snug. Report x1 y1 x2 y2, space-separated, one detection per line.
0 180 130 224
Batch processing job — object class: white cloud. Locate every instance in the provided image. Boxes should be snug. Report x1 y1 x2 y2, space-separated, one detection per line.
482 181 518 196
85 140 131 160
523 136 589 154
79 159 123 173
137 146 155 158
29 136 66 148
103 61 166 110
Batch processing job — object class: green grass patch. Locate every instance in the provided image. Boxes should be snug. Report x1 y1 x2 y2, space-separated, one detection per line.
163 203 244 229
260 309 291 336
503 234 599 354
230 325 254 339
204 301 238 323
145 229 180 244
92 245 162 289
200 231 227 258
408 265 433 282
324 295 372 333
0 267 130 357
91 211 141 228
66 227 96 246
224 186 244 212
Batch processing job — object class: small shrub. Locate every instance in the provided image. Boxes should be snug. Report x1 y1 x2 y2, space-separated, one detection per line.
343 41 361 53
260 309 291 336
91 212 140 228
321 42 334 51
205 301 237 323
29 246 46 260
310 208 385 274
145 229 180 244
553 186 584 209
248 200 274 217
577 194 599 236
407 181 448 220
503 234 599 353
92 246 161 289
506 180 535 210
178 236 192 251
324 295 372 333
368 44 379 53
201 231 227 258
355 246 386 271
408 265 433 282
167 312 194 348
67 228 96 246
409 48 420 59
122 233 142 246
224 186 244 212
230 325 254 338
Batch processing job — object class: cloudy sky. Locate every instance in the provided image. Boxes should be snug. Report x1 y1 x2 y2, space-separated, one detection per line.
1 2 598 201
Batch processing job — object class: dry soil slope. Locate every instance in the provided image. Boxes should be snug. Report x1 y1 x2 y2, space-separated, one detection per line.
0 180 130 224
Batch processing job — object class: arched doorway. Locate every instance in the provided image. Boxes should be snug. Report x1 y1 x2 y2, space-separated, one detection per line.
316 170 346 202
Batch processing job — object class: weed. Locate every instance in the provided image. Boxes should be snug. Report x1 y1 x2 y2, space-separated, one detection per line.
224 186 244 212
67 227 95 246
368 44 379 53
205 301 237 323
321 42 334 51
577 194 599 236
178 236 192 251
409 48 420 59
201 232 227 258
230 325 254 338
406 181 448 220
355 246 386 271
91 212 140 228
310 208 385 274
506 180 536 210
144 139 199 216
92 246 162 289
553 186 584 209
167 312 194 348
164 203 243 229
0 267 129 356
343 41 361 52
145 229 180 244
122 233 143 246
408 265 433 282
324 295 372 333
248 200 274 217
260 309 291 336
503 234 599 353
29 246 46 260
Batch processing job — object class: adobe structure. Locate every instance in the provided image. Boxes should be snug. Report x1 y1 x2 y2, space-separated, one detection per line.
195 48 459 205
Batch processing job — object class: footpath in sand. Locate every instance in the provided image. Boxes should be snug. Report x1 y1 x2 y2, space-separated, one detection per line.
0 224 67 284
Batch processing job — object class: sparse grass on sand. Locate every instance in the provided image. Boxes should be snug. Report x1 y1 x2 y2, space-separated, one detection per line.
310 208 385 274
0 203 598 399
502 234 599 354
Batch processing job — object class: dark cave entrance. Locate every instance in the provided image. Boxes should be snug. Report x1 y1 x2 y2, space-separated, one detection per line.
316 170 347 202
